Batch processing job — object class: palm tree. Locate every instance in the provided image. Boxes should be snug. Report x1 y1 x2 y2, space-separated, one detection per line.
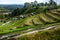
12 8 20 16
49 0 57 9
45 2 48 6
24 2 31 8
49 0 57 6
49 0 53 5
34 0 38 6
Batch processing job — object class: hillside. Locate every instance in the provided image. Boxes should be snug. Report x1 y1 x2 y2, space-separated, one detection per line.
0 0 60 40
0 4 24 10
0 8 60 40
17 24 60 40
16 8 60 40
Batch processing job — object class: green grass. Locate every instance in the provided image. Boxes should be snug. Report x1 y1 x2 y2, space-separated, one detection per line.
39 13 54 22
1 7 60 40
46 12 60 20
49 10 60 14
17 24 60 40
0 18 28 34
0 9 60 35
0 25 36 35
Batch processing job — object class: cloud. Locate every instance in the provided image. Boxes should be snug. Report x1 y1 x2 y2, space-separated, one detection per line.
0 0 59 4
0 0 47 4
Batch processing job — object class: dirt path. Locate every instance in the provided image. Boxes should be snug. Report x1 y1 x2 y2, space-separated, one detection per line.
12 26 56 38
0 25 56 39
1 21 11 26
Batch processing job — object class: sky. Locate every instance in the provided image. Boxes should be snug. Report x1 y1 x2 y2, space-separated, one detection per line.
0 0 60 4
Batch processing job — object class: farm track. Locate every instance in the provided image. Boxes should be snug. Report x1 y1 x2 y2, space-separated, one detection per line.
0 25 57 40
1 21 11 26
12 26 57 39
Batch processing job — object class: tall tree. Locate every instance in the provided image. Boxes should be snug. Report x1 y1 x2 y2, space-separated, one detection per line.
45 2 48 6
12 8 20 16
49 0 53 5
24 2 31 8
49 0 57 6
34 0 38 6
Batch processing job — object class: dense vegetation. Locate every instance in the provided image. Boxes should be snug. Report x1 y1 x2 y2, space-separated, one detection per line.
17 25 60 40
0 0 60 40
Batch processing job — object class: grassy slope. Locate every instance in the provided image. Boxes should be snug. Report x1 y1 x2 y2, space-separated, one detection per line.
0 9 60 35
17 24 60 40
0 18 36 34
16 9 60 40
46 12 60 20
39 13 54 22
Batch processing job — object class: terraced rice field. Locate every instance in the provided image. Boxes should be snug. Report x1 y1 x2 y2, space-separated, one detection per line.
0 9 60 35
17 24 60 40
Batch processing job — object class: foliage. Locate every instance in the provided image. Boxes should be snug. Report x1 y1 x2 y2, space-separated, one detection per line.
17 25 60 40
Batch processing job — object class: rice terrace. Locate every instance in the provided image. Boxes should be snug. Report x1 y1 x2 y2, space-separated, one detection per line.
0 0 60 40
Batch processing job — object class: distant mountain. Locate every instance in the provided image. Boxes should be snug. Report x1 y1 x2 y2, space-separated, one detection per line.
0 4 24 10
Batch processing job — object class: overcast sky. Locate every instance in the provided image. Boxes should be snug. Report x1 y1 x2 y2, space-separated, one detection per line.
0 0 60 4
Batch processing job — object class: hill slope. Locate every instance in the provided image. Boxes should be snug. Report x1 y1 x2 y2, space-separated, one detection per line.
0 8 60 40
